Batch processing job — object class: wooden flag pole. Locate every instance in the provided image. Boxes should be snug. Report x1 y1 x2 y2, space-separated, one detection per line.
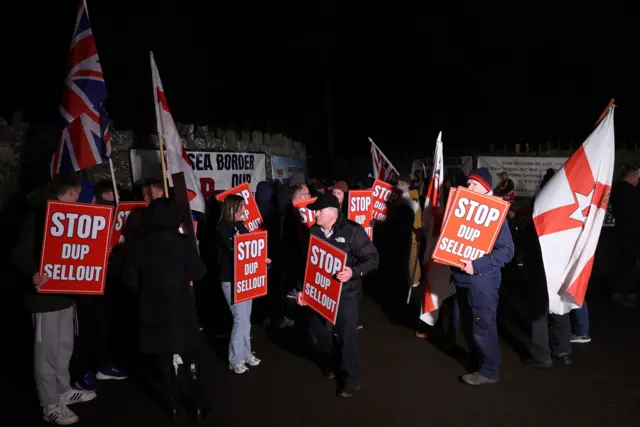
157 134 170 197
594 98 615 128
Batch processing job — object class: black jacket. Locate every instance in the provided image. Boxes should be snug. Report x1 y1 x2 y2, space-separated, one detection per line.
11 191 73 313
215 220 249 283
309 216 379 302
610 180 640 254
122 199 206 355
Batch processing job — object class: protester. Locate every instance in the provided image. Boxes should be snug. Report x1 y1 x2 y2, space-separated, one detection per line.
332 180 349 216
609 165 640 307
216 195 269 374
453 168 514 385
297 193 379 397
142 179 165 202
122 198 207 421
11 171 96 425
494 171 515 201
73 181 127 392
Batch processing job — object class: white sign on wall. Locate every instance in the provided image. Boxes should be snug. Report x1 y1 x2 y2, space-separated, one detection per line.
130 149 267 199
477 156 568 197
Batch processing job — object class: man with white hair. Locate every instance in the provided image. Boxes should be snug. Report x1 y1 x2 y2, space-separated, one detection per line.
297 193 379 398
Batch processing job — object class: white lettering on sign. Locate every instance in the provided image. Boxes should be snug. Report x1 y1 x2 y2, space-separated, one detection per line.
456 224 481 242
438 237 487 260
355 215 365 225
373 201 387 211
298 207 314 224
61 243 90 260
453 198 500 228
315 272 331 289
237 239 265 261
246 218 261 231
50 213 106 240
43 264 104 281
372 185 392 201
239 189 251 205
304 282 337 312
236 276 265 294
114 210 131 231
350 197 371 212
309 245 343 276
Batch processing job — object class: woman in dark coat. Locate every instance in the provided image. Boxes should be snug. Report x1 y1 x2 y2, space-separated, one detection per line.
122 198 207 421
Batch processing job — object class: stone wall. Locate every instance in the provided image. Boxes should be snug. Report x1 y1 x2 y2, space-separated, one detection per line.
0 120 306 210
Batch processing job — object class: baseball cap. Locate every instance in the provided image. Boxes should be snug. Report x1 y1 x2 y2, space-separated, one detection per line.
307 193 340 211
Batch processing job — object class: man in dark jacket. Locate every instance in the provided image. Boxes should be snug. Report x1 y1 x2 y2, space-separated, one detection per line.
11 171 97 425
609 165 640 307
297 193 379 397
453 168 514 386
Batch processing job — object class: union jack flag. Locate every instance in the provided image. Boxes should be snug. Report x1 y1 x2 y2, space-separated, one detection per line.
51 0 110 178
369 137 398 182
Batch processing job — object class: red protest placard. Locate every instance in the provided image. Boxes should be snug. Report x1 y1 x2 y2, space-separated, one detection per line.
371 179 397 223
293 197 317 228
111 201 148 248
216 182 263 232
347 190 373 240
39 201 114 295
233 230 268 304
432 186 510 269
301 235 348 325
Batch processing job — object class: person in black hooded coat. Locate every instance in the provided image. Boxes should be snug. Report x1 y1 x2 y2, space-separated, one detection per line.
122 198 207 421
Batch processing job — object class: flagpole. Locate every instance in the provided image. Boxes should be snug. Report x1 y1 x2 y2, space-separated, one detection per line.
99 102 120 204
368 137 400 175
150 52 170 197
158 134 170 197
594 98 615 128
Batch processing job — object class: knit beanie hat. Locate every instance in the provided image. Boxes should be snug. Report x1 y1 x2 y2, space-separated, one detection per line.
467 167 492 192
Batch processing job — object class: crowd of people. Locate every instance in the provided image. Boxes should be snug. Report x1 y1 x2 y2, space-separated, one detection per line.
12 164 640 425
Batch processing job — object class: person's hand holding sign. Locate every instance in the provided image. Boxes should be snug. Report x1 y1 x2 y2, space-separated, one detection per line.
296 292 307 306
459 259 475 275
336 266 353 283
32 273 50 290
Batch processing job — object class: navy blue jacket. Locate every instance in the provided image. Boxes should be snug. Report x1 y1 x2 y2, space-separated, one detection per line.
451 220 514 289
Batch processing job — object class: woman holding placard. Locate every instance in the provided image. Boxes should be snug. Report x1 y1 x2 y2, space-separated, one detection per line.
216 195 267 374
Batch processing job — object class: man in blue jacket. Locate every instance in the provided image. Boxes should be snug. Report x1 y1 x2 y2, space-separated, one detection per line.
453 167 514 386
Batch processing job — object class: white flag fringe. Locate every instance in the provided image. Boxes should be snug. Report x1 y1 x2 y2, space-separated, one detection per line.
150 52 205 213
533 106 615 315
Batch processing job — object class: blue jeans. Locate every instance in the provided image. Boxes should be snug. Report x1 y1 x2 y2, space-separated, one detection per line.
570 301 590 337
221 282 252 365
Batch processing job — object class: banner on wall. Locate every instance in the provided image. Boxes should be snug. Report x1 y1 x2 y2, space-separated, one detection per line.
411 157 473 182
130 149 267 199
271 156 307 184
477 156 568 197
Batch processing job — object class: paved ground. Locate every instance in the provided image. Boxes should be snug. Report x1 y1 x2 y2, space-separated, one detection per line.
8 230 640 427
12 287 640 427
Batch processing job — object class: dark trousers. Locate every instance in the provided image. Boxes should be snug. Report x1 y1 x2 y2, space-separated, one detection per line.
309 299 360 387
72 295 110 375
529 275 571 362
616 250 639 295
455 285 501 380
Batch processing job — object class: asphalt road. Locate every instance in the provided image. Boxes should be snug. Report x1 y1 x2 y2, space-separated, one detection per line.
9 231 640 427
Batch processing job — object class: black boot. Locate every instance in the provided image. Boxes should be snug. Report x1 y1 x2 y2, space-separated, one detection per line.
163 363 179 422
185 362 206 422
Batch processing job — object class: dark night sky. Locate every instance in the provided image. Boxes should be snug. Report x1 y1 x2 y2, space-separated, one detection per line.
3 0 638 161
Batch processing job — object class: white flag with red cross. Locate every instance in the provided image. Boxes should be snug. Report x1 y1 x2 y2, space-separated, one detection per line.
420 132 455 325
533 104 615 315
150 52 205 213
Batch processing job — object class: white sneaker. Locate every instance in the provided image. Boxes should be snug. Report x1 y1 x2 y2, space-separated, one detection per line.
229 363 249 374
59 388 97 405
43 403 79 425
245 354 261 367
